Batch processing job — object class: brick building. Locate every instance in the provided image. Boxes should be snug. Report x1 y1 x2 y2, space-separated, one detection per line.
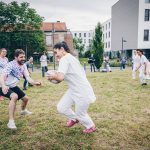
41 21 74 53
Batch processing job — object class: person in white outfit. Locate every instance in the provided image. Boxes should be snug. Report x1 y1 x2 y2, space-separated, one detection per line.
40 52 48 77
0 48 8 101
135 49 150 85
132 50 140 79
47 42 96 134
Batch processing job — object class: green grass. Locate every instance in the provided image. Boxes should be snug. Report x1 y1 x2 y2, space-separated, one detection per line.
0 69 150 150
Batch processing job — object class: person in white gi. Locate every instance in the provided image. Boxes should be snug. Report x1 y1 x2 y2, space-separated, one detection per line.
47 42 96 134
40 52 48 77
135 49 150 85
0 49 41 129
0 48 8 101
132 50 140 79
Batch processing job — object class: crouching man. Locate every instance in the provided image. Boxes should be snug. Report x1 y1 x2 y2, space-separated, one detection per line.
0 49 41 130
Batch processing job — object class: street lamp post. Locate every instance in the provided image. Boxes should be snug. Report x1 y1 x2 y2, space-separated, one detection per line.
52 23 56 70
121 37 127 57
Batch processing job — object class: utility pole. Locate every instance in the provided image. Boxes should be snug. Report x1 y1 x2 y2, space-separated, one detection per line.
121 37 127 58
52 23 56 70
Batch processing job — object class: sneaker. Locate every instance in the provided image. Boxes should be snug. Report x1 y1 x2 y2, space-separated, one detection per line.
66 119 79 128
83 127 96 134
7 121 17 130
23 88 27 90
141 83 147 86
0 96 4 101
20 109 32 115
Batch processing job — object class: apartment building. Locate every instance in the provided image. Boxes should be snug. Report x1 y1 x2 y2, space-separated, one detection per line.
71 30 94 51
111 0 150 58
41 21 74 52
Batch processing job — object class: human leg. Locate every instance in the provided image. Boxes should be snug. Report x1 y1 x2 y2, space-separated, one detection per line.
57 90 77 122
20 96 32 115
75 99 95 129
139 70 147 85
23 78 28 90
42 67 45 77
11 86 32 115
0 88 18 129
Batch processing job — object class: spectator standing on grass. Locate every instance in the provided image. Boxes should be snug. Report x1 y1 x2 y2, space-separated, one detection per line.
40 52 48 77
88 54 95 72
120 57 126 70
0 49 41 129
135 49 150 85
47 42 96 134
132 50 140 79
0 48 8 101
23 56 34 90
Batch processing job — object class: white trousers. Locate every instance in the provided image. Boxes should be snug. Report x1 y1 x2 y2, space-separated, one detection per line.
139 69 146 84
57 90 95 129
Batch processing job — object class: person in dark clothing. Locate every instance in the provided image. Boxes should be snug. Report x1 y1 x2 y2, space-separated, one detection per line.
88 55 95 72
23 57 33 90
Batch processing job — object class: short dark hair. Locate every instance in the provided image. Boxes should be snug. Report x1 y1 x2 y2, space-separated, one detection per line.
15 49 25 57
136 49 143 54
53 41 70 53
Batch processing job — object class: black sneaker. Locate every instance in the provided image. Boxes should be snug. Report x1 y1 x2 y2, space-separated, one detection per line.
141 83 147 86
23 88 27 90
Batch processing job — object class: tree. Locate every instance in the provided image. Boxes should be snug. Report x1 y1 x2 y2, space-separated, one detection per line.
73 37 85 57
92 22 104 70
0 1 45 59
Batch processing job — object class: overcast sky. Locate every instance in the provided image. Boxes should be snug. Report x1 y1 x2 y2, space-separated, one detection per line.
3 0 119 31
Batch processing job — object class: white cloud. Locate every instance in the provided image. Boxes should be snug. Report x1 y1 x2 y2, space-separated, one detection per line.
2 0 119 30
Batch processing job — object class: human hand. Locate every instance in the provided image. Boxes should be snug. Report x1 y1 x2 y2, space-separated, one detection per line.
2 85 9 94
34 81 42 86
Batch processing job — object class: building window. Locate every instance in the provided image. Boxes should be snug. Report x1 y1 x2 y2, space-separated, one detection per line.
145 9 150 21
109 32 110 38
106 24 107 30
84 39 86 43
109 22 110 29
79 33 81 37
84 33 86 37
89 39 91 43
106 33 107 39
145 0 150 3
106 42 107 48
144 29 149 41
74 33 77 37
89 33 91 37
108 42 110 48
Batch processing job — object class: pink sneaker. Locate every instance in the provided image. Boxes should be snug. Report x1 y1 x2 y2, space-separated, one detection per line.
0 96 4 101
66 119 79 128
83 127 96 134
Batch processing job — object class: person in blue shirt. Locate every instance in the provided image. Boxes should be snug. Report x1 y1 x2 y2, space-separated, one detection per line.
23 57 34 90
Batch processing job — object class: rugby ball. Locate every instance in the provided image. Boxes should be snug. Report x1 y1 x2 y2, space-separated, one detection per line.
46 70 59 84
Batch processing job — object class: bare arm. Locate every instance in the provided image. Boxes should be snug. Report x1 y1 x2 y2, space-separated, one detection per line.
0 74 9 94
47 72 64 82
24 72 41 86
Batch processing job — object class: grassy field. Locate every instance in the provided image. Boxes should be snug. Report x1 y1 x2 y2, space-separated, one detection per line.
0 69 150 150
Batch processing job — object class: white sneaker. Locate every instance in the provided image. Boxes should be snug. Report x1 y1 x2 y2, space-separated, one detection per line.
20 109 32 115
7 121 17 130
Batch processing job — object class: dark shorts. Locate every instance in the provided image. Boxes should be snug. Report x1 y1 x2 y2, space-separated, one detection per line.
0 86 25 100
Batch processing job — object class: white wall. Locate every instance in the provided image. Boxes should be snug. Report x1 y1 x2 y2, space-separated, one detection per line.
111 0 139 51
